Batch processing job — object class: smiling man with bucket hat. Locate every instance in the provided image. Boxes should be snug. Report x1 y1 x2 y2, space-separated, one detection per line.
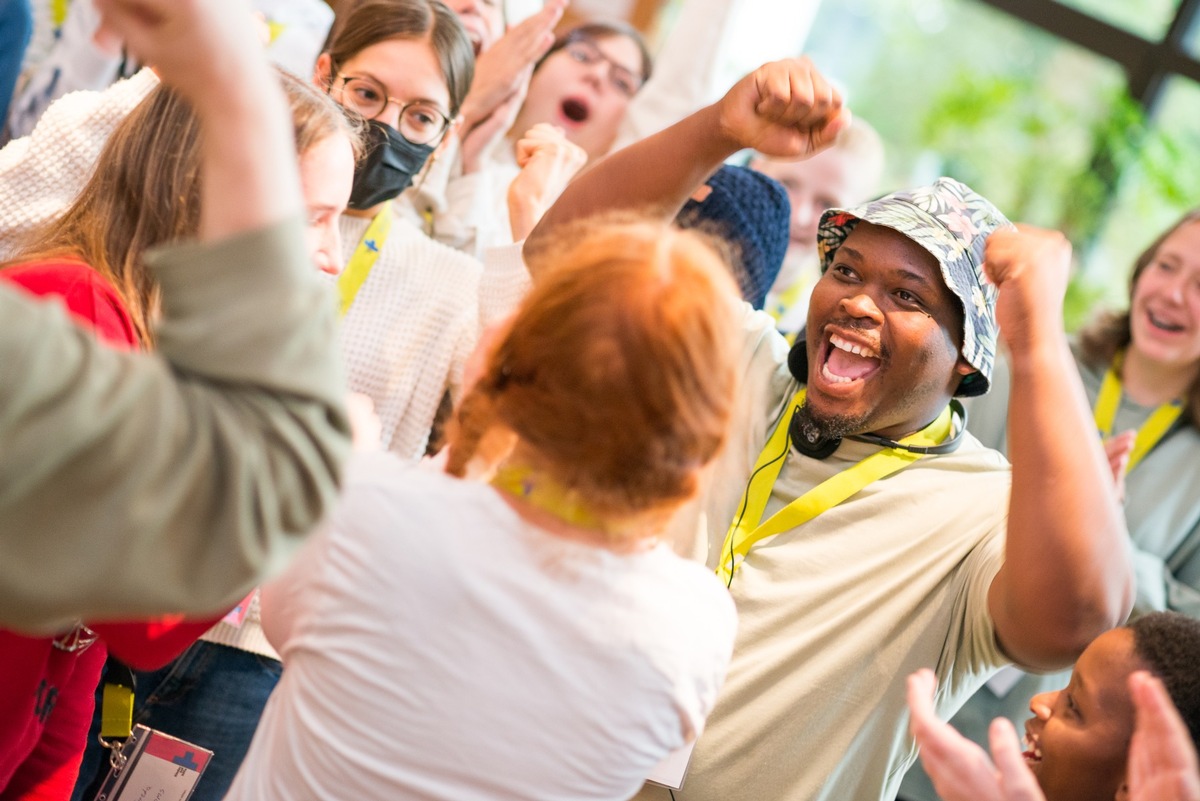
527 56 1135 801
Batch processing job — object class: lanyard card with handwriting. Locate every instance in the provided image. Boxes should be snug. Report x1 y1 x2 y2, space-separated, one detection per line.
337 201 393 318
1094 351 1183 474
717 388 952 585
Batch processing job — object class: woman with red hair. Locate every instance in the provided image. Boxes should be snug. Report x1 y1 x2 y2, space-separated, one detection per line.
225 216 742 801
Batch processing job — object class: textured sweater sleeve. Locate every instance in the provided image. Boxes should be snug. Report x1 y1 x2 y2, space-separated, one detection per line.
0 69 159 260
478 242 531 330
0 218 351 634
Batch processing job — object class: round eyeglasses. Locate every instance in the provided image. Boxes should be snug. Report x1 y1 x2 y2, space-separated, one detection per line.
563 39 643 98
334 74 452 145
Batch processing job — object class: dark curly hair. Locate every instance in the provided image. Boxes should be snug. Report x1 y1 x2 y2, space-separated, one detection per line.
1130 611 1200 751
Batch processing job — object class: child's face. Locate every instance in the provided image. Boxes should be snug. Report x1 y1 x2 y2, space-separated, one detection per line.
1022 627 1143 801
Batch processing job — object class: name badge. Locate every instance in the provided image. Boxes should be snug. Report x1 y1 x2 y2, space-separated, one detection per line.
647 741 696 790
93 725 212 801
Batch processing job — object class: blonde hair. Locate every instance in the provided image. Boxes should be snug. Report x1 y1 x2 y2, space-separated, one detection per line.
4 70 360 347
447 215 741 532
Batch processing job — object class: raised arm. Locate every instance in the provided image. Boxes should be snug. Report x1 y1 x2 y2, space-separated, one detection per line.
0 0 350 632
96 0 301 238
525 57 849 260
985 225 1134 668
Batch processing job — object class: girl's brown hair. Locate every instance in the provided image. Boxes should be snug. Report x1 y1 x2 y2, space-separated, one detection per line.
446 215 741 532
1079 209 1200 427
4 70 359 347
323 0 474 118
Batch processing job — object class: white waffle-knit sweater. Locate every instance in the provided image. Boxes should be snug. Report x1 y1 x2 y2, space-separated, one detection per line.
334 211 530 460
0 68 157 258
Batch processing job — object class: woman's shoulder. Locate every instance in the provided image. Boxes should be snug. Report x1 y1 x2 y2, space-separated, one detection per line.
1 258 138 349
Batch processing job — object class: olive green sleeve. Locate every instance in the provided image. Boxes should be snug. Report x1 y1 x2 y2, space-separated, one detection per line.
0 218 350 633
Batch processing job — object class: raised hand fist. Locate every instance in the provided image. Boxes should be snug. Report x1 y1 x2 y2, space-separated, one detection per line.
508 123 588 242
983 224 1073 352
94 0 268 109
716 58 850 160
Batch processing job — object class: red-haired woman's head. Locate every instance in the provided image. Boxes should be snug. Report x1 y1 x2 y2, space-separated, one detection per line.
447 215 741 536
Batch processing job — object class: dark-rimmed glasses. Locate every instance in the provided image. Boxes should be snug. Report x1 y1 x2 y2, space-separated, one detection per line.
564 39 644 97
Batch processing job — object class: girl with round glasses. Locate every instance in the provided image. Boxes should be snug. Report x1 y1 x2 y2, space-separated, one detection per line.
310 0 508 462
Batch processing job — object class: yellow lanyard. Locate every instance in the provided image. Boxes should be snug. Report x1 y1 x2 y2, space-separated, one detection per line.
717 389 953 585
337 202 393 317
51 0 69 28
1093 352 1182 474
492 464 607 531
767 278 808 346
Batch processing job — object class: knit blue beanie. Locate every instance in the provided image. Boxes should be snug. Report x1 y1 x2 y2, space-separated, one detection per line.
676 164 791 310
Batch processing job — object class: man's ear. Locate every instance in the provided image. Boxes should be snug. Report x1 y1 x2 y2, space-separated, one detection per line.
314 52 333 90
1115 779 1130 801
954 357 976 378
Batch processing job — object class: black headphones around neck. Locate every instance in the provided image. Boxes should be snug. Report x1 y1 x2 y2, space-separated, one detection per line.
785 336 968 460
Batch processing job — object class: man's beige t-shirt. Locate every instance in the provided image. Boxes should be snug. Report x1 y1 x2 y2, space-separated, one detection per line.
641 307 1012 801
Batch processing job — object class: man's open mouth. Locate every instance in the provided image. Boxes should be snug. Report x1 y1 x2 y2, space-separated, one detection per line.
818 332 882 385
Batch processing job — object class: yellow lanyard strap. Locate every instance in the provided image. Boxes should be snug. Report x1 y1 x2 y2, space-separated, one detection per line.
337 202 393 317
717 389 952 585
99 661 136 741
52 0 69 28
491 464 606 531
1093 353 1182 474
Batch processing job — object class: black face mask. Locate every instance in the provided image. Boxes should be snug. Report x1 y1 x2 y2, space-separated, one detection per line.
347 119 436 210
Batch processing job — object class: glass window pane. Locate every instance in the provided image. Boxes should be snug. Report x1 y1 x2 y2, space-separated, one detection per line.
800 0 1200 323
1089 77 1200 310
1187 8 1200 55
804 0 1126 228
1054 0 1180 42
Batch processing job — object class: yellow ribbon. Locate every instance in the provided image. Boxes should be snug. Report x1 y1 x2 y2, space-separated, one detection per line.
337 202 393 317
51 0 69 28
1093 351 1182 474
767 277 809 346
717 389 953 585
492 464 607 532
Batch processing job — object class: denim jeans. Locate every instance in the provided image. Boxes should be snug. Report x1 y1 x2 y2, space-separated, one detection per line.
72 642 282 801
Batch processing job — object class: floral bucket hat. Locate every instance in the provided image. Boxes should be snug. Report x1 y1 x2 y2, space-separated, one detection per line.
815 177 1012 397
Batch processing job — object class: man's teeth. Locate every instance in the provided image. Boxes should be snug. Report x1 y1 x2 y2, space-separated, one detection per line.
829 333 879 359
821 362 854 384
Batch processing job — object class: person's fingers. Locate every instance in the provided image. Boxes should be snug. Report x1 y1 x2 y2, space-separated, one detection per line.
753 62 799 122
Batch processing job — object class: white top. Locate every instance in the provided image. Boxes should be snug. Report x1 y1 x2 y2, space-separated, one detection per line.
226 452 737 801
334 212 530 459
5 0 331 141
0 69 157 259
633 306 1012 801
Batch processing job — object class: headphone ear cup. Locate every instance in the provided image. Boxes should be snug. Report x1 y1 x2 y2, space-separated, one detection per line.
787 331 809 383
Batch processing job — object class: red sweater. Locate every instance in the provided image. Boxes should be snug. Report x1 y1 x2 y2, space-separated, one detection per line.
0 260 220 799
